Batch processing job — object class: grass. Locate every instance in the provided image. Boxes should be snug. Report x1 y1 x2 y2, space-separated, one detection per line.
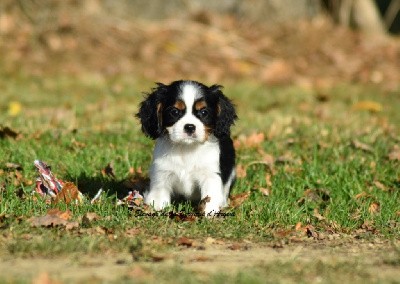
0 72 400 282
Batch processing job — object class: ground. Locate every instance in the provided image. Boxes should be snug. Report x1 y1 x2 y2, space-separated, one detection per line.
1 239 399 283
1 8 400 284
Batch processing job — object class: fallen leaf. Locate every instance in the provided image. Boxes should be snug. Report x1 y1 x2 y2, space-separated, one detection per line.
352 140 374 152
70 138 86 149
29 209 72 227
177 237 193 247
125 227 141 236
313 208 325 221
190 256 211 262
32 272 59 284
354 192 373 199
298 188 330 205
0 126 20 139
229 192 250 208
127 266 149 279
258 187 270 196
265 173 273 187
48 208 72 220
236 164 247 178
228 243 248 250
82 212 100 225
65 221 79 230
388 145 400 161
369 202 380 214
150 254 165 262
5 162 23 170
54 182 83 204
352 101 383 112
305 225 318 238
197 195 211 213
235 132 265 149
373 181 387 191
101 162 116 179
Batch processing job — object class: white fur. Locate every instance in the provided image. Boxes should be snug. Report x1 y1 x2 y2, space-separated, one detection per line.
167 82 207 144
144 136 229 215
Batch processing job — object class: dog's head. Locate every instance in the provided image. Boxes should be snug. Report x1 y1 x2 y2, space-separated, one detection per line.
137 80 237 144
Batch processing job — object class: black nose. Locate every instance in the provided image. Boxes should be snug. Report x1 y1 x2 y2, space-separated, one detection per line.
184 124 196 134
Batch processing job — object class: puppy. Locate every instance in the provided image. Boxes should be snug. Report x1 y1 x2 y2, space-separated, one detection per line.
137 80 237 215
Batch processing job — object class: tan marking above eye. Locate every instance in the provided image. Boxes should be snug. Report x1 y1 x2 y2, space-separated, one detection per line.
174 100 186 110
194 100 207 110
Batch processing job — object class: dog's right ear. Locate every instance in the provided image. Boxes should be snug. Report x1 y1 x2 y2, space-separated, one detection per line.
136 83 166 139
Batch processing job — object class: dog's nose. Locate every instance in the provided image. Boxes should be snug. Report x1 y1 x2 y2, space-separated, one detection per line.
184 124 196 135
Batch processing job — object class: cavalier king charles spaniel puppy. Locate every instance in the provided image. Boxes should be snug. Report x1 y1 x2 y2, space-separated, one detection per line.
137 80 237 215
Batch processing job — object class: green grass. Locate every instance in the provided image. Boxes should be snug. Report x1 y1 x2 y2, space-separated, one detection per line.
1 72 400 261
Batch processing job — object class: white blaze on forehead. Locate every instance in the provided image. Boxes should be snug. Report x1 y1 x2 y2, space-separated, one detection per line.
180 83 201 109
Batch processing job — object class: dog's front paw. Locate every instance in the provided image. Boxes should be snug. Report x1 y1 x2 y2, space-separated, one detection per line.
204 202 224 217
144 191 170 210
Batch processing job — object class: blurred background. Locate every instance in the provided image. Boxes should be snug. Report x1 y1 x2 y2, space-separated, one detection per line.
1 0 399 90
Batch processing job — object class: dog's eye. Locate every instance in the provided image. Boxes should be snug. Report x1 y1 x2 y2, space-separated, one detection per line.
198 108 208 117
169 108 180 118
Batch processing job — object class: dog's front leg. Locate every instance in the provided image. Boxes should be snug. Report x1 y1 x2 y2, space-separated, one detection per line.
199 175 226 216
144 177 172 210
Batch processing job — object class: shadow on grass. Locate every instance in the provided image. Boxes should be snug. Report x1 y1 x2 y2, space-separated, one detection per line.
66 173 149 199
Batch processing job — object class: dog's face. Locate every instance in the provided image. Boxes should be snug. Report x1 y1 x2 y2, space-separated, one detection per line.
137 80 237 144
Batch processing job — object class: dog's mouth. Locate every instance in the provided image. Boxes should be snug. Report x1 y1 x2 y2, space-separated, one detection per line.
166 130 205 144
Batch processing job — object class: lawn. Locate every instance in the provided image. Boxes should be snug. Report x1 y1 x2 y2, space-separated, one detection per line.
0 73 399 283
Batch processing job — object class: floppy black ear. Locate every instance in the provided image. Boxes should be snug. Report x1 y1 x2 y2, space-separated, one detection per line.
211 85 238 138
136 83 166 139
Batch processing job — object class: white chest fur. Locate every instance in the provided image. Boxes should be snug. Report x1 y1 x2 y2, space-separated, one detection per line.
150 137 221 198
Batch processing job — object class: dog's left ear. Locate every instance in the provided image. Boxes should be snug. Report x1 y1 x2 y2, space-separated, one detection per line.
211 85 238 138
136 83 166 139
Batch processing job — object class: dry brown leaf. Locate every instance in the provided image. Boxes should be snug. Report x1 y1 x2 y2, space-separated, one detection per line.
388 145 400 161
65 221 79 230
235 164 247 178
373 181 387 191
258 187 270 196
82 212 100 225
54 182 82 204
125 227 141 236
5 162 23 170
32 272 60 284
265 173 273 187
47 208 72 220
305 225 318 238
29 209 72 228
127 266 150 279
177 237 193 247
229 192 250 208
352 140 374 152
150 254 166 262
0 126 20 139
352 101 383 112
101 162 116 179
190 256 211 262
235 132 265 149
369 202 380 214
197 195 211 213
354 192 373 199
228 243 245 251
313 208 325 221
295 222 303 231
